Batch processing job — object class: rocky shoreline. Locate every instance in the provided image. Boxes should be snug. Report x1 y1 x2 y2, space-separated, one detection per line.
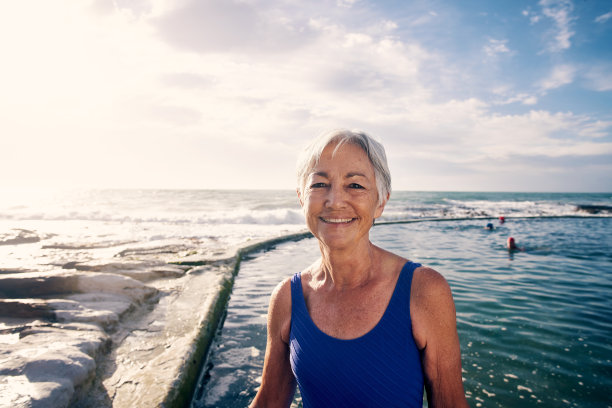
0 232 310 408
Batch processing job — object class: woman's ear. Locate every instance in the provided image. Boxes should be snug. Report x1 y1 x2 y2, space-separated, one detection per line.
296 188 304 207
374 192 390 219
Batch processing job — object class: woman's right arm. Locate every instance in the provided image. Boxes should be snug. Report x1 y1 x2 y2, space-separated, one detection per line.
249 278 296 408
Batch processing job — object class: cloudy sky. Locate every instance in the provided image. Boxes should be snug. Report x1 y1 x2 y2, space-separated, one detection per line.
1 0 611 192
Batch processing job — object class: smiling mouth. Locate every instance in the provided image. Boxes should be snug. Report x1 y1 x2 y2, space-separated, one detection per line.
320 217 355 224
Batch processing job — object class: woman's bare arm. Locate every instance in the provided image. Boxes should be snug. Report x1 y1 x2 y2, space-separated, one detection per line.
412 268 469 408
249 278 296 408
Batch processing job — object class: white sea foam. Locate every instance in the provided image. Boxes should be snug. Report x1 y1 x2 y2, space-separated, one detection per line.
504 373 519 379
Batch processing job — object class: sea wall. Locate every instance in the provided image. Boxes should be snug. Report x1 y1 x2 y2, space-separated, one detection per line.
0 231 311 408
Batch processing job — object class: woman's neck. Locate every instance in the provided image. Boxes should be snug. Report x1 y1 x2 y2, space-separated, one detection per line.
316 241 381 289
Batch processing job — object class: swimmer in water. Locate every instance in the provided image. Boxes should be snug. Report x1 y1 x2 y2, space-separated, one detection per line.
485 223 494 230
499 216 505 224
507 237 522 251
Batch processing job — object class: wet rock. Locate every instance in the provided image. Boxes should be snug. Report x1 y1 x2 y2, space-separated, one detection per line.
0 270 159 406
66 293 136 323
0 322 110 408
46 299 121 331
0 242 261 408
42 240 137 250
75 272 159 302
117 244 196 258
0 271 80 298
0 270 158 303
64 260 189 282
0 268 33 275
0 299 56 319
0 375 72 408
0 229 43 246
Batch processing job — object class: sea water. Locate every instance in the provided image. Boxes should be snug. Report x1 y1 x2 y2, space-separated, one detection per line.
0 189 610 407
191 218 612 408
1 189 608 271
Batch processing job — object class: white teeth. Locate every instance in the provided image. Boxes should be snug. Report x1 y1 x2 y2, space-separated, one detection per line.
322 218 353 224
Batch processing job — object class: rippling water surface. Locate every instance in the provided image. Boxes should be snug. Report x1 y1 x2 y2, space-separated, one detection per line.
192 217 612 408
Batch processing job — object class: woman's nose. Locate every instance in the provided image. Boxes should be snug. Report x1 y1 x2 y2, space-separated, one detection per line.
325 185 347 208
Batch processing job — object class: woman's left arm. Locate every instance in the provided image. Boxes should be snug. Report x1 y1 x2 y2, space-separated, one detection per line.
412 268 469 408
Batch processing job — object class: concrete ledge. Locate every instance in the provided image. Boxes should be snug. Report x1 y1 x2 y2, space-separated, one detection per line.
162 230 312 408
77 231 312 408
161 267 235 408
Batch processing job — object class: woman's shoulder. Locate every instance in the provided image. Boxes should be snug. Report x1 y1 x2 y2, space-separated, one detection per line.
411 266 453 310
268 276 293 344
269 260 316 317
412 265 450 294
270 276 293 308
410 266 456 346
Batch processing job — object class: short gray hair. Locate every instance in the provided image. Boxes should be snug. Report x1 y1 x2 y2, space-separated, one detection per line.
296 129 392 206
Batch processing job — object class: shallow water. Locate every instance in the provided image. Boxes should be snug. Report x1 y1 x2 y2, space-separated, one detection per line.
191 217 612 407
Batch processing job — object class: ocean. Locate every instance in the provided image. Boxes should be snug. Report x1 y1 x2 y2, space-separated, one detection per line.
1 189 611 407
2 189 609 272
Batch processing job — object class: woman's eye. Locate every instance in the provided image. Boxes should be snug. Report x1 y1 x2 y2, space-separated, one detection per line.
310 182 327 188
349 183 365 189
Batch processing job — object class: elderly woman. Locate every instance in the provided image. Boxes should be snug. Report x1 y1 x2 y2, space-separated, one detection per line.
250 129 468 407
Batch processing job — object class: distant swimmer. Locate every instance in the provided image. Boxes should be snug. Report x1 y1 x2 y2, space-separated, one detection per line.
507 237 524 251
485 223 494 230
507 237 517 250
499 216 505 224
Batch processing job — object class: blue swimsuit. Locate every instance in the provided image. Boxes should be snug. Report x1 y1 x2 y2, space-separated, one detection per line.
289 261 424 407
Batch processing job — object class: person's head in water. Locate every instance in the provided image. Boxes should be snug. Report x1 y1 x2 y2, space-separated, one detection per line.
485 223 494 230
499 216 505 224
507 237 517 250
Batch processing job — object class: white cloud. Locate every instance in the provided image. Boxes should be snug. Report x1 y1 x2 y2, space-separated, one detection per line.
497 93 539 106
594 11 612 23
491 86 538 105
409 11 439 27
539 64 576 91
381 20 398 31
0 0 436 190
150 0 323 54
0 0 609 192
539 0 575 52
381 99 612 164
583 65 612 91
384 102 612 191
522 8 542 24
522 96 539 105
483 39 511 57
577 120 612 139
337 0 359 8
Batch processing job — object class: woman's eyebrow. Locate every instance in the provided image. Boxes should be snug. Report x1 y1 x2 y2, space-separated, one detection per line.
311 171 367 178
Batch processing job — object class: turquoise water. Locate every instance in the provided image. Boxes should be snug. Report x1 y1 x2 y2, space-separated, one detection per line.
191 217 612 407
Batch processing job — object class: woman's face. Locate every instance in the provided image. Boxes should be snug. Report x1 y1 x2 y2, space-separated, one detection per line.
298 142 386 251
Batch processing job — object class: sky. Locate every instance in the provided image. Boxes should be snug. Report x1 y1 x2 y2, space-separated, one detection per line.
1 0 611 192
